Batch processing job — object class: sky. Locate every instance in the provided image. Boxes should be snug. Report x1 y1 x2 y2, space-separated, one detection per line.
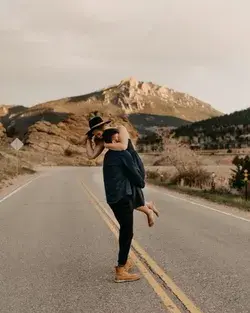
1 0 250 114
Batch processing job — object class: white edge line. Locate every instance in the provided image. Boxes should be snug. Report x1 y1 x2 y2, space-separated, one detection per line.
0 175 41 204
148 185 250 223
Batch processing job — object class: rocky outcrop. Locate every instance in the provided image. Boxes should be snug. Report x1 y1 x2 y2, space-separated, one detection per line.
25 113 137 157
0 105 11 117
0 123 6 143
0 104 27 118
26 115 88 155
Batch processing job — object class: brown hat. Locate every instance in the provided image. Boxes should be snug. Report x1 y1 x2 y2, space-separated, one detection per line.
86 116 111 136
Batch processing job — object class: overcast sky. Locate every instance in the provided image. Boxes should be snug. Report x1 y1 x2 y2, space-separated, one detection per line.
1 0 250 113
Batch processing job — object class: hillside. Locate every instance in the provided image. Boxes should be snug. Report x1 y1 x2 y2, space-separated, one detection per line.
174 108 250 149
0 104 27 118
128 113 191 135
0 77 222 155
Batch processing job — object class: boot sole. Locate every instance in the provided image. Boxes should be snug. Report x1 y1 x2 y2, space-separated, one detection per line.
114 277 140 283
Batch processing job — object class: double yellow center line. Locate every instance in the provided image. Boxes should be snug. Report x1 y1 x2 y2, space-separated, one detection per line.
81 181 203 313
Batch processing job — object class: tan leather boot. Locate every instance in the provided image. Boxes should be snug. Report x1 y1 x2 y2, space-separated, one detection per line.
124 258 133 272
115 266 140 283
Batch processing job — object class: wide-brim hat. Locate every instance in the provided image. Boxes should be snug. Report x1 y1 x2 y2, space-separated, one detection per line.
86 116 111 136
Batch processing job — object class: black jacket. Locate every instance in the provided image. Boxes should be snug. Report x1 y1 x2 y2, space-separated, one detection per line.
103 150 145 204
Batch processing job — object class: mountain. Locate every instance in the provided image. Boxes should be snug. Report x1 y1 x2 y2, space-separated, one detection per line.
0 78 222 154
63 77 222 121
174 108 250 150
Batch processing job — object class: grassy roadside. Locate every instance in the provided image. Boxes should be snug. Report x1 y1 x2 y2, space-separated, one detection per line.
147 179 250 211
0 148 36 190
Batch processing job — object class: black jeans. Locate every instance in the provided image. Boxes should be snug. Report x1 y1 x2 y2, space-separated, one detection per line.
109 196 134 266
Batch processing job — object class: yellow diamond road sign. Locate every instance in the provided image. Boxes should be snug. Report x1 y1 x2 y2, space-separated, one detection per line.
10 138 23 151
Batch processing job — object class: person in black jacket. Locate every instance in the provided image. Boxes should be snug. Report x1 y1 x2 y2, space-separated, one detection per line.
102 128 144 283
84 114 159 227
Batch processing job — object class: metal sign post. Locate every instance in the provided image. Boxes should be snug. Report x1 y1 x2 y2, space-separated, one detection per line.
244 169 249 201
10 138 24 176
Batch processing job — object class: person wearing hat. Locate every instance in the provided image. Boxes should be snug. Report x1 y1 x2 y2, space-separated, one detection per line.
102 127 144 282
85 114 159 227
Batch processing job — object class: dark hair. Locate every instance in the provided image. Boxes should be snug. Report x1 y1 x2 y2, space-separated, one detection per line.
102 128 119 143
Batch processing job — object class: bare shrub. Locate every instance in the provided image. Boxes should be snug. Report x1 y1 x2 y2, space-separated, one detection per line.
157 130 211 187
146 169 170 182
146 170 160 180
160 133 201 169
153 156 172 166
170 168 211 188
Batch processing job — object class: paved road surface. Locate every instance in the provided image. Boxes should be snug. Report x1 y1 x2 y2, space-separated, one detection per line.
0 167 249 313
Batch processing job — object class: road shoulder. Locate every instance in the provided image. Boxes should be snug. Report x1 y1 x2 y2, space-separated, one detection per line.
0 171 40 201
148 183 250 222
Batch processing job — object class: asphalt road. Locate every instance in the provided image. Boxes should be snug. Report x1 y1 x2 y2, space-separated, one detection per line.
0 167 249 313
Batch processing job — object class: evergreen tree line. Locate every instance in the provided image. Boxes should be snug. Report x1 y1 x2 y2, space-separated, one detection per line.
174 108 250 138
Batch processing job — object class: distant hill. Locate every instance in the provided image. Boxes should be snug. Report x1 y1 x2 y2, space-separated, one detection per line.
174 108 250 149
128 113 191 135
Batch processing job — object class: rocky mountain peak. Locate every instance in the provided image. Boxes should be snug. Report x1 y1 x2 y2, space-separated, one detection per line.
100 78 222 120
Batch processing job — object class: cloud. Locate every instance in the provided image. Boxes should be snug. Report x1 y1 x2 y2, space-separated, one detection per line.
0 0 250 112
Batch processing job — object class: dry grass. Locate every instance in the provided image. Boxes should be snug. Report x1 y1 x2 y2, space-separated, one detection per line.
0 146 36 189
140 143 233 188
142 130 235 200
150 134 212 188
146 168 250 211
144 137 250 210
0 143 99 190
149 180 250 211
146 165 231 188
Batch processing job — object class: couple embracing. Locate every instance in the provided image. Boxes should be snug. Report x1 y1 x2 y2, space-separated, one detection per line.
84 115 159 283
